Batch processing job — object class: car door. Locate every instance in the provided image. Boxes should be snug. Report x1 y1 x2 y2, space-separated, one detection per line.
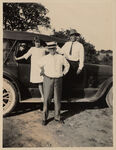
14 42 31 87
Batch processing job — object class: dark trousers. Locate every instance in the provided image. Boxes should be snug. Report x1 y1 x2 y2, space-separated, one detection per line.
63 60 79 87
43 75 62 121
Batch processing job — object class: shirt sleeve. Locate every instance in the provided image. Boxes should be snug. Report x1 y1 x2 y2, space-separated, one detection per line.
62 56 70 75
56 42 68 55
56 46 64 55
79 44 84 70
23 48 32 59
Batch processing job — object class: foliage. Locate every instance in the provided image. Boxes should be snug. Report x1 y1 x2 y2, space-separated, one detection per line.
3 3 51 31
102 55 112 65
78 37 97 63
53 29 70 40
97 52 112 66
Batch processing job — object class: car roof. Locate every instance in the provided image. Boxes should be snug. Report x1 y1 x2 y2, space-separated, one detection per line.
3 30 66 43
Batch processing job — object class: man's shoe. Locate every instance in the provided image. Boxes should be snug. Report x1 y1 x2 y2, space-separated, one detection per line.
42 120 47 126
54 119 64 124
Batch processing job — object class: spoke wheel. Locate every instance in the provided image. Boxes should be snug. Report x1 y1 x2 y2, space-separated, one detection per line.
3 78 17 116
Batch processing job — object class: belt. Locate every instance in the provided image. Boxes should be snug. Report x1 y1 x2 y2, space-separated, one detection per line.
67 60 79 63
44 74 62 79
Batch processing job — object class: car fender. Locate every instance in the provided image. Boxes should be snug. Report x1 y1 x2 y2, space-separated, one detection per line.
88 77 113 102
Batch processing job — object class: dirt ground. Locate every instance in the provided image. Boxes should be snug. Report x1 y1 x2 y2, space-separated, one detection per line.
3 100 113 147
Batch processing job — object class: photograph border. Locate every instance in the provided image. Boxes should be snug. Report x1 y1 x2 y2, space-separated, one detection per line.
0 0 116 149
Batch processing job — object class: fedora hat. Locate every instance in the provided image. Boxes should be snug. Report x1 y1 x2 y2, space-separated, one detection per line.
70 29 80 36
46 41 57 49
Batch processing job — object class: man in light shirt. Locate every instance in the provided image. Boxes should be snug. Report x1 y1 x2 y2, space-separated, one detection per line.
57 29 84 86
38 41 70 125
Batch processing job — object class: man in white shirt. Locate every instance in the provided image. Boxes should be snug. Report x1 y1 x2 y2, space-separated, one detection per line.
38 42 70 125
57 29 84 86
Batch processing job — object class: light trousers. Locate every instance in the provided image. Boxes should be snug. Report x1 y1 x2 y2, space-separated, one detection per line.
43 75 62 121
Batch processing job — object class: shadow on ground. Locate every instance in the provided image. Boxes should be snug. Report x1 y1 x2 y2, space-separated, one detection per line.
5 96 108 120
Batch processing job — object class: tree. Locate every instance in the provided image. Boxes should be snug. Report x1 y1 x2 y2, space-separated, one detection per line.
3 3 51 31
53 29 70 40
98 51 113 65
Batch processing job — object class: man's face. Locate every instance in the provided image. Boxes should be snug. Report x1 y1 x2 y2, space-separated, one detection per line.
49 48 56 55
19 43 26 51
70 34 79 42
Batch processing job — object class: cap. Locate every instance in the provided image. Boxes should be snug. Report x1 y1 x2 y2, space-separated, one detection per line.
70 29 80 36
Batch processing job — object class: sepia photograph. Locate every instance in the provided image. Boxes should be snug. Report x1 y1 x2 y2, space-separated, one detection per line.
1 0 115 148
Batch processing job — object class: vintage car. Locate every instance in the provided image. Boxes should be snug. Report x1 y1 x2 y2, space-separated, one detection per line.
3 30 113 116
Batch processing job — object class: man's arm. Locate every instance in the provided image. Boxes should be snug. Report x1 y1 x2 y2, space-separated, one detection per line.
56 46 64 55
38 56 46 76
56 42 68 55
77 44 84 74
62 56 70 75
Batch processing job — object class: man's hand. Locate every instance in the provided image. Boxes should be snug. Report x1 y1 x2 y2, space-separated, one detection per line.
76 69 82 75
14 56 19 61
40 67 45 76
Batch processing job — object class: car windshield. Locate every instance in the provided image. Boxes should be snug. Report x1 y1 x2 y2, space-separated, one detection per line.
3 39 17 64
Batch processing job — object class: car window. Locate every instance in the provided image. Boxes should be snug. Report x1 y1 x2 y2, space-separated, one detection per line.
15 42 32 64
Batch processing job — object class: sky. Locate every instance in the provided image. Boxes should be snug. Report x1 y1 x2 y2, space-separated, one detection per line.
38 0 115 51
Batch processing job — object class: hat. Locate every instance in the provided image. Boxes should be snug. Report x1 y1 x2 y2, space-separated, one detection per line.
46 41 57 49
69 29 80 36
34 36 40 42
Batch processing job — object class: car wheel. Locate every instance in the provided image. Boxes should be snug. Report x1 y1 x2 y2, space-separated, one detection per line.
106 87 113 108
3 78 18 116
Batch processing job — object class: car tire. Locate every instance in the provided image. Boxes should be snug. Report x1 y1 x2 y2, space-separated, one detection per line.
106 87 113 108
3 78 18 116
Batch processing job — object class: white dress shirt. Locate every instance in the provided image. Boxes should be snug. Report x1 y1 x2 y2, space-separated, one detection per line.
57 41 84 70
38 53 70 78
